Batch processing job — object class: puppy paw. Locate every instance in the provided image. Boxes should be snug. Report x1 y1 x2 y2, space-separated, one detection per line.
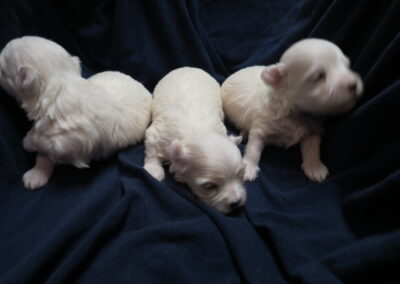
144 162 165 181
302 162 329 182
243 162 260 181
229 135 242 145
23 168 50 190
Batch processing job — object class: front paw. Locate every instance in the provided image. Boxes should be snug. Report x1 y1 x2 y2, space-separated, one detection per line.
243 162 260 181
144 162 165 181
302 161 329 182
229 135 243 145
23 168 50 190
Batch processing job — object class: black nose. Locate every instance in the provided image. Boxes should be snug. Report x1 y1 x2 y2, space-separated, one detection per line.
229 201 241 210
348 83 357 95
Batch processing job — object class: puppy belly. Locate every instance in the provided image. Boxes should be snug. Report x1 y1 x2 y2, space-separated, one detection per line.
264 120 308 148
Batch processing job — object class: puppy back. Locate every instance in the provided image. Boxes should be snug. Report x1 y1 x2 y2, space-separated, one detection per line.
221 66 267 132
152 67 222 121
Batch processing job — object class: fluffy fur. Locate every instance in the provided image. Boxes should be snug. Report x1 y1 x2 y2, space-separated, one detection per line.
0 36 152 190
221 38 363 182
144 67 246 214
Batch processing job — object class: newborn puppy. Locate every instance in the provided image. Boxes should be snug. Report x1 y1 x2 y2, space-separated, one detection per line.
0 36 152 190
144 67 246 214
221 38 363 182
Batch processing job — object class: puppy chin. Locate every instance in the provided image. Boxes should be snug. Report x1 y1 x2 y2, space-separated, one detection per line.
324 89 361 115
213 203 233 214
172 164 246 214
294 83 362 116
212 189 246 214
187 179 246 214
197 193 246 214
301 99 357 116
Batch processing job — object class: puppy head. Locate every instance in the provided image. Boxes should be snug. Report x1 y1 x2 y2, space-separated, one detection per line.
0 36 81 103
261 38 363 115
168 133 246 214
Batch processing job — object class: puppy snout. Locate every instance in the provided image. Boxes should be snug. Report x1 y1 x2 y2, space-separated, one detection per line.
348 82 357 96
229 200 242 210
340 75 360 98
227 192 246 211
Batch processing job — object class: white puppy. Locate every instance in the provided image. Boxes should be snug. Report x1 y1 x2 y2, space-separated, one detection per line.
0 36 152 190
221 38 363 182
144 67 246 214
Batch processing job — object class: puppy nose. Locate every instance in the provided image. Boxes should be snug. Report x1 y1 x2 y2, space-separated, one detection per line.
229 200 242 210
348 83 357 95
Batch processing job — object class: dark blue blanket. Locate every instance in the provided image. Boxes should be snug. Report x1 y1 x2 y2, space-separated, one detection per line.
1 0 399 283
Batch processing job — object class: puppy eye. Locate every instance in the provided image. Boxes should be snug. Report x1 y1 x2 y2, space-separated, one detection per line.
310 71 326 83
202 182 218 191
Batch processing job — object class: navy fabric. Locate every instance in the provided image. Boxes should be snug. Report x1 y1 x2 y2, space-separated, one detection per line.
1 0 399 283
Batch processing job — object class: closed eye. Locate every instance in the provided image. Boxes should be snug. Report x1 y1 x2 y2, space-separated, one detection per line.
202 182 218 191
309 70 326 83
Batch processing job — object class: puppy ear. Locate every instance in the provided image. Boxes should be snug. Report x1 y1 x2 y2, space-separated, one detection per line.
169 140 189 164
169 140 189 174
261 63 286 90
17 66 41 93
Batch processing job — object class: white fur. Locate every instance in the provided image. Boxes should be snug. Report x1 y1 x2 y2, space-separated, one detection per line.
144 67 246 214
221 38 363 182
0 36 152 190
